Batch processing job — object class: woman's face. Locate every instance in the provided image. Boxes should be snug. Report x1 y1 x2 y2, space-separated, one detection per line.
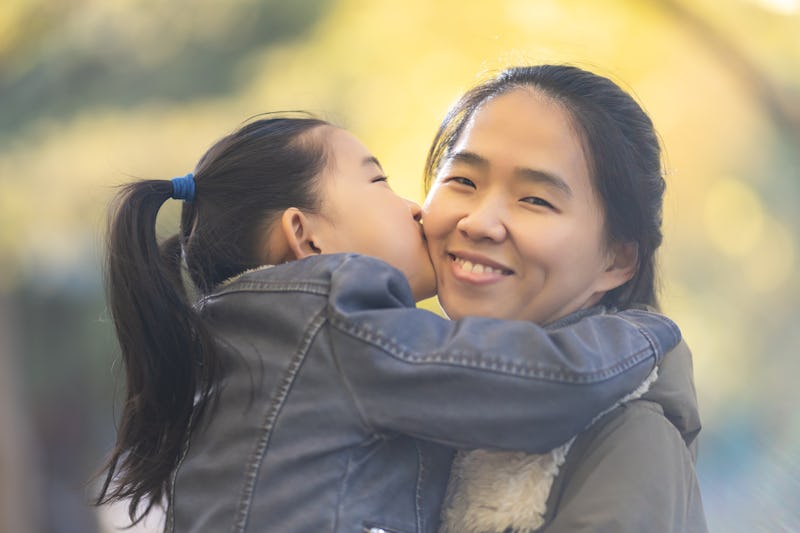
423 89 632 324
310 127 436 301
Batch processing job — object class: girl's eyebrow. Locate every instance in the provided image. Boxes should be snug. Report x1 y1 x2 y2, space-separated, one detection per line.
363 156 383 171
448 150 572 197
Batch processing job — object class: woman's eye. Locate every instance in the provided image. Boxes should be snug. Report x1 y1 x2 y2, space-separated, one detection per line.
521 196 555 209
371 175 389 183
446 176 476 188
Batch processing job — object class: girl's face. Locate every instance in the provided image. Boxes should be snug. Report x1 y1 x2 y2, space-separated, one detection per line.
310 127 436 300
423 89 633 324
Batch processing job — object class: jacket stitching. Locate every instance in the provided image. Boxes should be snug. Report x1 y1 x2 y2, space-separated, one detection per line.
619 310 681 359
230 307 327 533
616 313 668 372
201 281 330 304
328 319 381 436
327 315 653 384
166 409 197 533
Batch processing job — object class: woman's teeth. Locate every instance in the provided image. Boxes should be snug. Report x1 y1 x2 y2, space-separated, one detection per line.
454 257 506 275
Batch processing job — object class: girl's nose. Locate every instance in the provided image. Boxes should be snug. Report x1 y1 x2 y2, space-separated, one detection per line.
456 198 508 242
405 198 423 222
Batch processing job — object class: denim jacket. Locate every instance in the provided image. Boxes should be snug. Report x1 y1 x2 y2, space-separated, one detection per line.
168 254 681 533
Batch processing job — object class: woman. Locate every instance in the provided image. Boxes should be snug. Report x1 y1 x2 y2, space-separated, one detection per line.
423 65 707 532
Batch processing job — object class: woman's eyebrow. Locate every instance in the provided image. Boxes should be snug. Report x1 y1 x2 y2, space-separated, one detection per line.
514 167 573 197
448 150 572 197
447 150 489 169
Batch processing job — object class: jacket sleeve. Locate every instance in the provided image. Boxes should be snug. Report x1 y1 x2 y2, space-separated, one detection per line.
325 256 682 453
541 402 708 532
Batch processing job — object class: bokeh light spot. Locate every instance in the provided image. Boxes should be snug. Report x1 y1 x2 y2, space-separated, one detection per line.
704 178 765 257
747 0 800 15
744 216 796 293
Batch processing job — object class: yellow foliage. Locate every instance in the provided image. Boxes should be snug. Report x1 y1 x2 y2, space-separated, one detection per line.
0 0 796 301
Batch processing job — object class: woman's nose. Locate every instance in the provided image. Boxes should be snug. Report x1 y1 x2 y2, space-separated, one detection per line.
456 198 508 242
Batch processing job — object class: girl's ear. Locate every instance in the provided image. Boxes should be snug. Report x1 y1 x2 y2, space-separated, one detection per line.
278 207 323 261
597 241 639 292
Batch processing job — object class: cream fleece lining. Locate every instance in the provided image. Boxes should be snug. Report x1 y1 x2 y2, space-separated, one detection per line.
439 368 659 533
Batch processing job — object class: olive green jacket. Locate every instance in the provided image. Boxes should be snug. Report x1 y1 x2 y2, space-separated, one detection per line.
541 340 707 532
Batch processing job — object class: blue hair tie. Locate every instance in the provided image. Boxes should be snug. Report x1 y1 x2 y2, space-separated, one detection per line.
171 173 195 202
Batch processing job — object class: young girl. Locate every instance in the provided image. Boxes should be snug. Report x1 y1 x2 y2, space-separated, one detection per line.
424 65 707 532
96 114 681 532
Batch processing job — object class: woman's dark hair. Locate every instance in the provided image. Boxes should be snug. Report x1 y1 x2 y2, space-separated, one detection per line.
97 115 331 522
425 65 665 310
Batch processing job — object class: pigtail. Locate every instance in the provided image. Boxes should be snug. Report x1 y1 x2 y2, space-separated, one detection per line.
97 179 221 523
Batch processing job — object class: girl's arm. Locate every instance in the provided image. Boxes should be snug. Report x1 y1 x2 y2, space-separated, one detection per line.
206 253 681 453
326 254 681 452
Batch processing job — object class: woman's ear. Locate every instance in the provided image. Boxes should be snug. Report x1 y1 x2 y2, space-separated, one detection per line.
598 241 639 291
278 207 323 260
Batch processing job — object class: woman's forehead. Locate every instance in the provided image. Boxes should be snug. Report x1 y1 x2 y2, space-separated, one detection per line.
449 90 591 186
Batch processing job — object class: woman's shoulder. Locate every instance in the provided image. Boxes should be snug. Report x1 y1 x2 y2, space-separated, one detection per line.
544 400 707 531
552 400 696 502
590 399 686 444
555 395 699 505
640 339 702 453
574 349 700 460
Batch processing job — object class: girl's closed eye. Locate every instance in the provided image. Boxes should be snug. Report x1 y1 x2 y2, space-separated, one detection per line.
372 175 394 189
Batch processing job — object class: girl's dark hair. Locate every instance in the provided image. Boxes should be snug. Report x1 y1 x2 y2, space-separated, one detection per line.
97 115 331 522
425 65 665 309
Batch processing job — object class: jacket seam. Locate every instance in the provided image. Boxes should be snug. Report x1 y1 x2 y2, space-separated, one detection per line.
230 307 327 533
620 310 681 360
414 441 424 533
333 449 355 533
327 310 390 437
200 281 330 304
166 409 197 533
615 314 667 371
327 314 653 384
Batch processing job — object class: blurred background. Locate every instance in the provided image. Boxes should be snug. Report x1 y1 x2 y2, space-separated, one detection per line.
0 0 797 531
